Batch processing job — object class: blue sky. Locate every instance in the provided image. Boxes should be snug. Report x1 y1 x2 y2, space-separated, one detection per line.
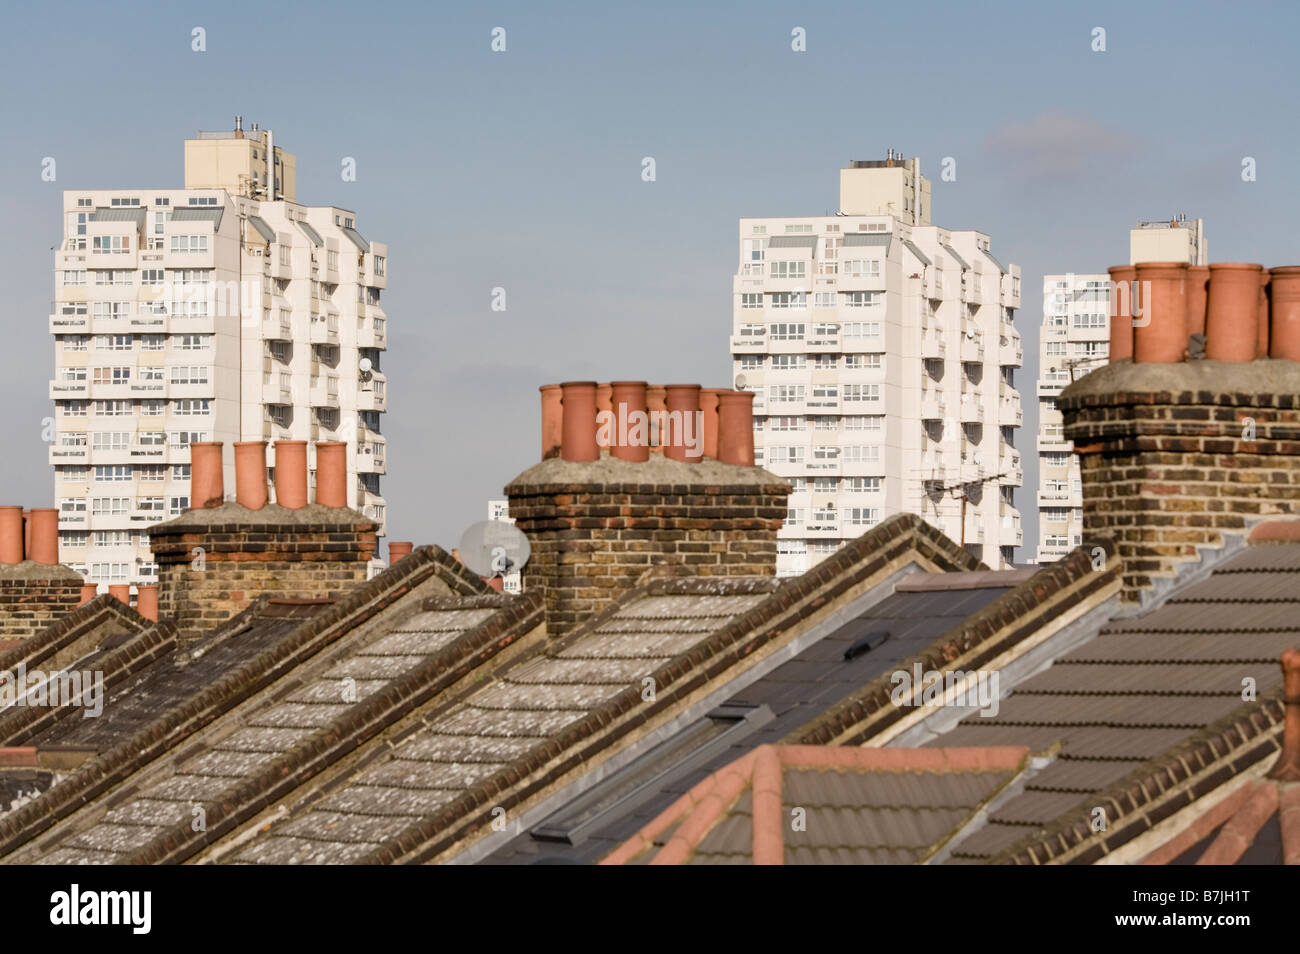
2 0 1297 558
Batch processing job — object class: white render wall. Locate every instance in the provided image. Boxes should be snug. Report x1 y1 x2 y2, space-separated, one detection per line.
1035 273 1109 563
49 188 389 589
731 212 1023 575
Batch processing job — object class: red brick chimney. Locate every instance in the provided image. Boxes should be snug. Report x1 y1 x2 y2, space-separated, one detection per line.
148 441 376 636
509 380 788 636
1060 258 1300 603
0 503 83 639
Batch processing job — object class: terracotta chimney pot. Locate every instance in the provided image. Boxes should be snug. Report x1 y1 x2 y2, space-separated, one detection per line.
1269 267 1300 361
1107 265 1137 362
1133 261 1188 363
273 440 309 509
663 384 703 462
717 390 756 466
233 441 269 510
608 381 650 462
136 584 159 622
28 509 59 565
1267 647 1300 781
0 506 23 564
559 382 599 462
1206 264 1264 362
78 584 98 605
108 584 130 606
314 441 347 507
540 385 563 459
1257 270 1272 359
1186 265 1210 339
646 385 667 454
388 541 413 563
189 441 225 509
700 388 723 459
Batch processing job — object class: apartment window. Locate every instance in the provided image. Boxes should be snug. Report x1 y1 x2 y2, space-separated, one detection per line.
1044 452 1072 467
1045 341 1067 357
94 465 131 481
768 323 805 341
97 334 133 351
109 197 141 207
844 354 882 369
770 354 806 371
811 355 836 371
327 250 339 270
766 446 806 465
140 269 165 285
61 531 89 547
60 498 88 515
170 235 208 254
170 297 208 317
810 384 837 404
842 259 881 278
737 323 764 338
169 366 209 385
813 292 837 308
168 496 190 515
91 432 130 450
374 256 385 276
91 497 130 516
844 416 884 432
738 356 763 371
842 321 881 338
93 530 132 548
279 245 291 266
62 335 89 352
1044 535 1069 549
139 366 164 382
59 367 87 383
137 496 165 512
771 416 805 432
785 508 804 525
93 303 131 321
1073 341 1108 358
843 446 881 463
61 400 88 417
173 398 211 416
169 431 207 447
137 465 165 481
89 563 129 581
59 433 88 448
92 235 132 254
769 292 806 309
1072 313 1106 329
740 293 763 309
94 269 133 286
138 431 165 446
59 466 90 481
768 385 805 404
94 400 132 417
1043 508 1070 523
845 477 882 493
812 446 840 463
812 416 838 431
843 384 880 403
187 196 218 206
841 291 881 308
769 260 807 280
176 334 210 350
847 508 880 526
62 270 87 286
91 367 131 384
1043 423 1064 439
172 269 210 286
171 464 191 480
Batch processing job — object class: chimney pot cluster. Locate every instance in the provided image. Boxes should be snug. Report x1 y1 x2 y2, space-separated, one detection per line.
190 440 349 511
1110 261 1300 364
0 505 60 567
541 381 756 467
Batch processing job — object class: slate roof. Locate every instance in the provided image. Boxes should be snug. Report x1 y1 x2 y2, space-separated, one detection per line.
926 542 1300 864
602 745 1032 865
488 574 1019 864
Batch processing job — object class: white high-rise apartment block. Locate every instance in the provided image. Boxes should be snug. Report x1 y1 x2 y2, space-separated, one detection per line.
1035 217 1207 562
731 156 1024 576
487 498 523 594
49 119 389 590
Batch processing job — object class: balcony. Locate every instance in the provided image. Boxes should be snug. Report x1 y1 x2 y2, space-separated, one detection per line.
920 392 945 420
309 376 340 408
958 393 983 423
263 373 292 405
920 330 945 359
50 380 89 399
356 440 386 474
50 310 89 334
998 335 1023 366
356 382 386 412
263 314 292 340
730 335 767 352
309 314 339 345
960 334 984 363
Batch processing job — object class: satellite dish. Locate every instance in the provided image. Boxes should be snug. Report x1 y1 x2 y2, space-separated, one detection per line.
734 373 748 389
358 357 373 374
458 520 531 578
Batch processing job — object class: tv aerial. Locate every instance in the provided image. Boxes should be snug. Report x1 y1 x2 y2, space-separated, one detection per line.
457 520 531 578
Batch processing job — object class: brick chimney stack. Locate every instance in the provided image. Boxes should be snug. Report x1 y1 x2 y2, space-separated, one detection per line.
0 505 83 639
506 380 789 636
1060 259 1300 604
148 441 376 635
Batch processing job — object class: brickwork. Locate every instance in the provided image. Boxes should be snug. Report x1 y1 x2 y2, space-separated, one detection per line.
0 565 84 640
1060 360 1300 602
148 503 377 635
505 457 790 636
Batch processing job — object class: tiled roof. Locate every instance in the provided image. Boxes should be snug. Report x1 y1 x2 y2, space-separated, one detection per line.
601 745 1032 865
932 543 1300 864
0 546 497 862
488 574 1018 864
